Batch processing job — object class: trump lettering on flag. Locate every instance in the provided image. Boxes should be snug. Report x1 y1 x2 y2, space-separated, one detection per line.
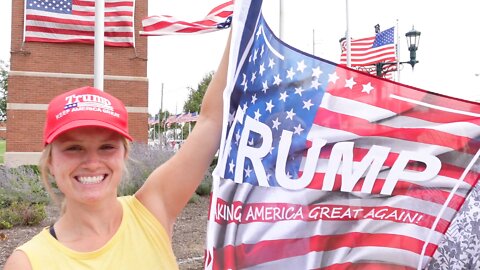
205 1 480 269
24 0 135 47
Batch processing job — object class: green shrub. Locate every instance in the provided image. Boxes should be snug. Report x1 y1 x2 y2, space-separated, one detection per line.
0 165 49 205
0 201 46 229
188 193 201 204
0 165 49 229
118 142 216 200
195 171 213 196
118 142 174 196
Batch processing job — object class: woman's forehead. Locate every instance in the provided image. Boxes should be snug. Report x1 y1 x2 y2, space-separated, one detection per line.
54 127 123 142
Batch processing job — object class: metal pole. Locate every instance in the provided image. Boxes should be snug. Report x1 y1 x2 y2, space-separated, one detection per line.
279 0 284 39
94 0 104 90
396 19 401 82
160 83 164 148
312 29 315 55
345 0 351 67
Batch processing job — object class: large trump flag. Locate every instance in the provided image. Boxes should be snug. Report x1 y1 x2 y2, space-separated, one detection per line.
206 1 480 269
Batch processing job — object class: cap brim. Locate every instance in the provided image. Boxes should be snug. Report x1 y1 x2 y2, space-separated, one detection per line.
45 119 133 145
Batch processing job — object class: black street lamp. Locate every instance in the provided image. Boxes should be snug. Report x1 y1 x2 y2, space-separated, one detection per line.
375 26 421 77
405 26 421 69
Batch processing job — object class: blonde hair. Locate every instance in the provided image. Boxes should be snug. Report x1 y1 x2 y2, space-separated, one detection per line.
39 137 130 211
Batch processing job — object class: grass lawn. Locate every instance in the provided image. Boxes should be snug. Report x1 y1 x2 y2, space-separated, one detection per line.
0 139 5 164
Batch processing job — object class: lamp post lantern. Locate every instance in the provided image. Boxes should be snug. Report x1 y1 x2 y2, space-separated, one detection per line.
405 26 421 69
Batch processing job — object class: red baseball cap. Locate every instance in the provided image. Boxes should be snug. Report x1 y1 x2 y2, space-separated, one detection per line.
43 86 133 145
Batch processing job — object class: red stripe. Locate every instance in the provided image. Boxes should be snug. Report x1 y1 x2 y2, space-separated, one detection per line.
26 14 93 26
105 1 134 7
73 0 95 7
317 262 416 270
25 14 132 27
26 26 132 37
212 233 437 269
24 37 133 47
71 10 133 17
342 47 395 58
207 0 234 15
313 108 472 151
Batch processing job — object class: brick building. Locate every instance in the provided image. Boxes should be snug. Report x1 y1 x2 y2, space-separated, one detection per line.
6 0 149 166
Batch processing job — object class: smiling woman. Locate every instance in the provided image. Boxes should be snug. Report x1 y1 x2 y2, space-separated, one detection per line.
3 25 229 268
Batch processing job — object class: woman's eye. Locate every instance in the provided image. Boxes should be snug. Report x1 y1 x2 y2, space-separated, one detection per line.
65 145 82 151
100 144 116 150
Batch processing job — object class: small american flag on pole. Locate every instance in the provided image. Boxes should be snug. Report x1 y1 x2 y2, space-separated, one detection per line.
340 27 396 66
140 1 233 36
340 27 397 80
24 0 135 47
205 1 480 269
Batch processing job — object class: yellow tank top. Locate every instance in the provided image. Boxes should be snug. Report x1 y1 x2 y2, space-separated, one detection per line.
17 196 179 269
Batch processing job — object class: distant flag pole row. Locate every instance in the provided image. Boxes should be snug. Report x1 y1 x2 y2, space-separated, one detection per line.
148 112 199 127
140 1 233 36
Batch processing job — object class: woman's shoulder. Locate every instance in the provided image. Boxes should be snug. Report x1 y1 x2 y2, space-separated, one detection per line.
4 249 33 270
4 228 50 270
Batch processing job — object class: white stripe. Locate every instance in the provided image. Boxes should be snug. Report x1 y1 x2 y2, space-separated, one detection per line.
27 6 133 19
243 246 423 269
308 124 456 156
320 92 396 122
210 217 445 248
26 20 132 32
25 31 133 43
391 94 480 118
259 25 284 60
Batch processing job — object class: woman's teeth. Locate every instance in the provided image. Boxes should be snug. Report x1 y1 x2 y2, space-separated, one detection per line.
77 175 104 184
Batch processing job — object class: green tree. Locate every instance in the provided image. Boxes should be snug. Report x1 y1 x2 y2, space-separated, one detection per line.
0 60 8 121
181 72 213 138
183 71 213 114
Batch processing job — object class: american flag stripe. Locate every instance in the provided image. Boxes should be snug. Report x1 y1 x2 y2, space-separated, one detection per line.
140 1 233 36
242 247 421 270
322 92 480 127
210 215 445 248
313 109 475 150
24 0 134 47
25 14 133 27
212 233 438 270
317 262 416 270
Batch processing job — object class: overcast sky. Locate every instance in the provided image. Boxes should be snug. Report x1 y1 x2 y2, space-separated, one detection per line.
1 0 480 114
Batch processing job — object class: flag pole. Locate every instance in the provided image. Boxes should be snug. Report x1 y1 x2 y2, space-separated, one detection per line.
94 0 105 90
345 0 351 67
396 19 401 82
279 0 284 39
